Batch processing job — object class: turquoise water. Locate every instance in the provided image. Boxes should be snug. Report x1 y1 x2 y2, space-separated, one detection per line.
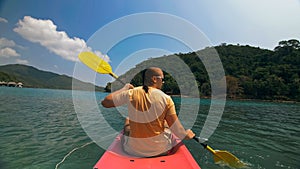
0 87 299 169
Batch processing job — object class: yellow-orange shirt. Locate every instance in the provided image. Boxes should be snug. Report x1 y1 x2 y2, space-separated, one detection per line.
113 86 176 156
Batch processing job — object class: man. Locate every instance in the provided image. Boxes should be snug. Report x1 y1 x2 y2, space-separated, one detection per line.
101 67 195 157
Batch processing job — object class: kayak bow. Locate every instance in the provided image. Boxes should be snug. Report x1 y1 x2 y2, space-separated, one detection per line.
93 133 201 169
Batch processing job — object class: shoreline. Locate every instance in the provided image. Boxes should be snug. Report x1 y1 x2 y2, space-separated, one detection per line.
3 86 299 104
169 95 300 104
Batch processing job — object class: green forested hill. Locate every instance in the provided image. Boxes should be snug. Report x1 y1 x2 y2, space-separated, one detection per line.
0 64 104 91
216 40 300 101
108 39 300 102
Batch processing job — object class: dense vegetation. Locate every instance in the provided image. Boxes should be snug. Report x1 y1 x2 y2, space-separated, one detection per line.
108 39 300 102
0 64 104 91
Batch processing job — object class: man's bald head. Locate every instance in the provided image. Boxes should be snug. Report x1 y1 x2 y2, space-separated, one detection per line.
143 67 163 86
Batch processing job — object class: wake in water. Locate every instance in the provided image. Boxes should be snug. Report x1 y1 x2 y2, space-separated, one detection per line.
55 141 94 169
215 160 251 169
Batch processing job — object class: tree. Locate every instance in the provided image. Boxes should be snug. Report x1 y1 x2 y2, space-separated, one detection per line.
239 76 254 98
200 82 211 97
0 72 17 82
226 75 243 99
105 82 112 92
274 39 300 51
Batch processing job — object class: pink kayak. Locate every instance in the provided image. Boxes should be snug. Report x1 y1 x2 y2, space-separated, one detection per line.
93 133 201 169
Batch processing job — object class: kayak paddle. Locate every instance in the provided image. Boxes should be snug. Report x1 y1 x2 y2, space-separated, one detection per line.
193 137 246 168
78 51 125 85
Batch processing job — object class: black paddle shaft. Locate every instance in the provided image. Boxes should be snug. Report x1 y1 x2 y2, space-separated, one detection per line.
193 136 208 148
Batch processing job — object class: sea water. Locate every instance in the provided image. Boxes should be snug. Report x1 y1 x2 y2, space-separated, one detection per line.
0 87 299 169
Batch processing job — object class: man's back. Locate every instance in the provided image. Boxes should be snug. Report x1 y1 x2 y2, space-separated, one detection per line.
127 86 176 138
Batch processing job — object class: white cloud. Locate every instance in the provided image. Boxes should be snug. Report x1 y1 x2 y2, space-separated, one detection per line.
13 16 101 62
0 17 8 23
0 38 21 58
16 59 29 65
0 38 16 48
0 47 20 58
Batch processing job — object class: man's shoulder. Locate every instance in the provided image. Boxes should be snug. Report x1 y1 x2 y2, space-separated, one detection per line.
151 89 170 98
132 86 144 92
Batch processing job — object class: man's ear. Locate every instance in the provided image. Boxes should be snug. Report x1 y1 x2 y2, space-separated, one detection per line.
151 76 157 84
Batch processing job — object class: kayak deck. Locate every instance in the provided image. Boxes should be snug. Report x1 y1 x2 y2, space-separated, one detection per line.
93 133 200 169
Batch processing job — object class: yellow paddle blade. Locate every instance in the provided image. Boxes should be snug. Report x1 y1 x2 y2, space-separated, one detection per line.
78 51 119 79
213 150 246 168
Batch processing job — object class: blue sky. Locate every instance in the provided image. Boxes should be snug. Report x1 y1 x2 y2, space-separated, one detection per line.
0 0 300 86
